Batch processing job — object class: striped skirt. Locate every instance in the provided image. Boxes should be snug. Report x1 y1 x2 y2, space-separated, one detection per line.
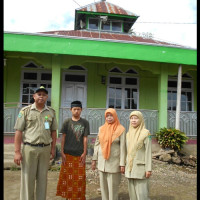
56 154 86 200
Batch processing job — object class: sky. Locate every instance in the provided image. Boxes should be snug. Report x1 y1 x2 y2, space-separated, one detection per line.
4 0 197 48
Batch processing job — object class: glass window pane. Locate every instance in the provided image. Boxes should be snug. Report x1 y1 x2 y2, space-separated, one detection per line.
125 78 137 85
168 101 172 110
188 102 192 111
41 73 52 80
47 101 51 106
168 81 177 88
181 101 186 111
24 72 37 80
172 101 176 111
116 99 121 109
110 77 121 84
65 75 85 82
30 84 37 88
132 99 137 109
116 88 122 98
132 89 137 99
112 21 122 32
22 95 28 103
23 83 29 88
23 88 29 94
125 99 130 109
181 92 187 101
125 88 130 98
109 87 115 97
168 92 172 100
108 98 115 108
30 88 36 94
182 82 191 88
101 21 110 30
187 92 192 101
172 91 177 100
89 18 99 30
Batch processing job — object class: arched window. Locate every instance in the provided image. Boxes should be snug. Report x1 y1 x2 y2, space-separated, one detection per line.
107 67 139 109
21 61 51 106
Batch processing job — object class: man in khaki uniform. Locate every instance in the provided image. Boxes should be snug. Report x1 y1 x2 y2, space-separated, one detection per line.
14 86 58 200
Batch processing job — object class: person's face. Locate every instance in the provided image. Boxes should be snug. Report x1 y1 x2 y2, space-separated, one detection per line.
33 91 48 105
71 107 82 117
106 113 114 124
130 115 140 128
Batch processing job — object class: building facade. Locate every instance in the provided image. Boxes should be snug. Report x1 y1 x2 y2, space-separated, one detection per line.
4 0 197 138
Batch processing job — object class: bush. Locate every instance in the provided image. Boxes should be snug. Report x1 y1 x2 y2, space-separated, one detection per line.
156 127 188 151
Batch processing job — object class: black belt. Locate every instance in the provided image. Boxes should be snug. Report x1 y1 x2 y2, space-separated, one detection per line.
24 142 50 147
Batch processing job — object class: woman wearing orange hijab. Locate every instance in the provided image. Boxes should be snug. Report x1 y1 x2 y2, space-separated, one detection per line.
91 108 126 200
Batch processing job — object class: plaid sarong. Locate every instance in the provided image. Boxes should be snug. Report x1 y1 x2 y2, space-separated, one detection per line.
56 153 86 200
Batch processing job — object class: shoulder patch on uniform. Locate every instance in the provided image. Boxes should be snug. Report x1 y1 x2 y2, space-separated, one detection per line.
19 105 31 117
18 111 24 118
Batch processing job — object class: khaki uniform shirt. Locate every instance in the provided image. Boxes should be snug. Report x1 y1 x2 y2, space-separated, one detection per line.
14 103 58 144
92 129 126 173
125 135 152 179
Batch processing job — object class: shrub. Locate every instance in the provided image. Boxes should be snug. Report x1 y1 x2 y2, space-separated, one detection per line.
156 127 188 151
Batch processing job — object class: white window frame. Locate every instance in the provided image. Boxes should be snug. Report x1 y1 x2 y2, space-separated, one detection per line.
106 74 139 109
168 78 194 111
20 69 52 106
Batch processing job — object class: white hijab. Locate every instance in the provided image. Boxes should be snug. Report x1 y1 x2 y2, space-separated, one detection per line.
126 111 149 172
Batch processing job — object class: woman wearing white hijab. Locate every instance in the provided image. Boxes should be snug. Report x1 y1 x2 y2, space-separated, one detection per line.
125 111 152 200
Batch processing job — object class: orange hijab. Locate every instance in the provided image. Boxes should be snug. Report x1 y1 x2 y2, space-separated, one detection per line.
99 108 125 160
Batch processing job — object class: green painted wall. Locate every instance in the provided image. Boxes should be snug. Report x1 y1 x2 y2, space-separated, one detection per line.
4 52 197 114
4 58 23 104
139 76 158 110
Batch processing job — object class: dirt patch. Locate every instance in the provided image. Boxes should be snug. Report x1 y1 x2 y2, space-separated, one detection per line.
4 158 196 200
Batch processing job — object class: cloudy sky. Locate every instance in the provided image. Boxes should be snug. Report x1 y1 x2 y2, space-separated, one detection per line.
4 0 197 48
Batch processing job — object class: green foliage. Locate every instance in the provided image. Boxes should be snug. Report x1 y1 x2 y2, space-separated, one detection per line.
156 127 188 151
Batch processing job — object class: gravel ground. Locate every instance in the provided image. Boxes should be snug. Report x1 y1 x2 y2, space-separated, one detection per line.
4 157 196 200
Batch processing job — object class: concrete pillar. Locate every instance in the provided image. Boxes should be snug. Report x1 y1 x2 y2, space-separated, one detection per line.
51 55 61 133
158 64 168 129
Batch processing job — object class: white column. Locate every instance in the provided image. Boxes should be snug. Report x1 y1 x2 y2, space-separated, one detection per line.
175 65 182 129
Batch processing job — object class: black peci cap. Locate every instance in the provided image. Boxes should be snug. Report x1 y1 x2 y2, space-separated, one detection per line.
35 86 48 94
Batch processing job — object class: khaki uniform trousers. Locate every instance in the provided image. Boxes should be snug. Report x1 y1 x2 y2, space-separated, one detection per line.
99 171 121 200
20 144 51 200
128 178 150 200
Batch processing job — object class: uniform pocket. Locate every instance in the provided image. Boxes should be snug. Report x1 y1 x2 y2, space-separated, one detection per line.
27 116 37 127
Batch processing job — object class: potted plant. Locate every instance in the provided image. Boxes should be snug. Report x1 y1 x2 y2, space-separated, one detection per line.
156 127 188 151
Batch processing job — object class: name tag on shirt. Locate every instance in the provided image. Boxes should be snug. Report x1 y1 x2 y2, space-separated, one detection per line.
44 122 50 130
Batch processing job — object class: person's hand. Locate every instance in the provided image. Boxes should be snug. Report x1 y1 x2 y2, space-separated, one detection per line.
146 171 152 178
120 166 125 174
91 160 96 170
50 148 55 160
61 152 66 165
14 151 22 166
80 153 86 165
